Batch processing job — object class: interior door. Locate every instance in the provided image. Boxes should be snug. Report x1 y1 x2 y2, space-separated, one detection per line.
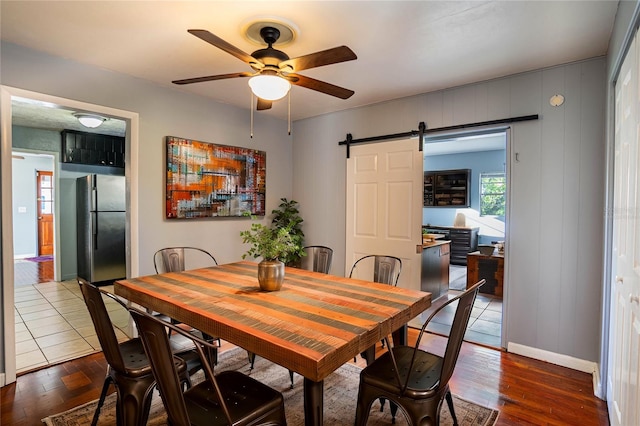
345 139 423 296
608 33 640 426
36 170 54 256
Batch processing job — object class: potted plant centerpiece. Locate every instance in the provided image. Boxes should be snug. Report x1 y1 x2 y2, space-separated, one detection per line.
240 223 304 291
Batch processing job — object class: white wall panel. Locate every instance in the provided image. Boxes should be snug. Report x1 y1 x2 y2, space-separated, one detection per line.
473 83 489 123
558 62 583 356
486 79 511 121
575 58 606 357
453 84 477 124
537 65 566 351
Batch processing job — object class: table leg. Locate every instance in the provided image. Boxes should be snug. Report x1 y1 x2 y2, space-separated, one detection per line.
303 377 323 426
392 323 407 346
361 345 376 365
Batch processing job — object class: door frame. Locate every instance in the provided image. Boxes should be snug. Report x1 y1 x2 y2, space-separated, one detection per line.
1 85 140 385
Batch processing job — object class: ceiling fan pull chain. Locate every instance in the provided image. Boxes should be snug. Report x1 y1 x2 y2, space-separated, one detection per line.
288 91 291 135
250 91 254 138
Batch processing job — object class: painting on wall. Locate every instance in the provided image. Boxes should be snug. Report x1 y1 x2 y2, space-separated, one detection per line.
165 136 266 219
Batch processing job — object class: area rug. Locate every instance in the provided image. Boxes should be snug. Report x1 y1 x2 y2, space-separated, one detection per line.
42 347 498 426
24 255 53 263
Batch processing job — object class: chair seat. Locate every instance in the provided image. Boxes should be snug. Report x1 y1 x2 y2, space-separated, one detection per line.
184 370 285 426
119 337 189 377
361 346 442 399
118 338 154 376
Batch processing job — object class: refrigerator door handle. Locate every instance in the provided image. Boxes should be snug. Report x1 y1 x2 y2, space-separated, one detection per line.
92 213 98 250
91 186 98 212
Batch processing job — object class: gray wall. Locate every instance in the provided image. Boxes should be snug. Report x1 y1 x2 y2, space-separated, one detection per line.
293 57 606 363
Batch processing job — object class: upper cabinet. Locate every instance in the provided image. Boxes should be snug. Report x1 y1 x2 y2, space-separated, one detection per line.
61 130 125 168
423 169 470 207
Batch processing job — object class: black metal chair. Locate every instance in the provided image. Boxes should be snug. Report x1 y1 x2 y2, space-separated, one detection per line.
354 279 486 425
78 279 196 426
348 254 402 286
152 246 221 348
128 306 287 426
153 246 218 274
349 254 402 358
299 245 333 274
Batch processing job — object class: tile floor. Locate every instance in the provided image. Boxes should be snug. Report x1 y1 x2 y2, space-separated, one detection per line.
422 264 503 348
14 280 132 374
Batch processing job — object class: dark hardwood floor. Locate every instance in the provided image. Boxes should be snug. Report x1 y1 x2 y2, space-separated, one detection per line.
14 258 54 285
1 329 609 425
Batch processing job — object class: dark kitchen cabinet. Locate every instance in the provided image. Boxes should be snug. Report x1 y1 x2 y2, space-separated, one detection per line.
421 225 478 266
424 169 470 207
61 130 125 168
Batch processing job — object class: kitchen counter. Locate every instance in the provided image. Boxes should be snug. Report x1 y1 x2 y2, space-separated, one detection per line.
422 239 451 248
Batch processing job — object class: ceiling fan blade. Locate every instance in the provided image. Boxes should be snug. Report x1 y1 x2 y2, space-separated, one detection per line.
256 98 272 111
187 29 264 69
172 71 254 85
290 74 355 99
279 46 356 72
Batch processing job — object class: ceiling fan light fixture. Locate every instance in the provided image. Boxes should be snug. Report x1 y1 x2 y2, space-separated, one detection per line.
248 75 291 101
73 113 107 128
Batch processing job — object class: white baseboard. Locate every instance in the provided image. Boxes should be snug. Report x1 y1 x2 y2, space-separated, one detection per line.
507 342 601 395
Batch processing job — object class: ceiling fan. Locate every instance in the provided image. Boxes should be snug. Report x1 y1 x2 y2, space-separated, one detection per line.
172 26 357 111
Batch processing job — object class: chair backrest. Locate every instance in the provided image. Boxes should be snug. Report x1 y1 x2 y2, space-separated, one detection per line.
396 279 485 394
128 307 231 425
299 245 333 274
154 246 218 274
349 255 402 286
78 278 127 373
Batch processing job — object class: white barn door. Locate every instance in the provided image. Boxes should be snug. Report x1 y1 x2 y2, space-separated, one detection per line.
608 33 640 426
345 139 423 293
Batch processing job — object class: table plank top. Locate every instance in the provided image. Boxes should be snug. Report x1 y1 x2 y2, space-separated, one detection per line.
115 261 431 381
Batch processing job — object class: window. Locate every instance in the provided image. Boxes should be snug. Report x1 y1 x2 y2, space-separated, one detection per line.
480 172 505 217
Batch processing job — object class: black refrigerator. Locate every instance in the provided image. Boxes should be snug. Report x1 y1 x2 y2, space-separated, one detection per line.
76 174 126 284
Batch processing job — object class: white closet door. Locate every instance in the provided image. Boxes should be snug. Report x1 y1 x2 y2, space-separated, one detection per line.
608 34 640 426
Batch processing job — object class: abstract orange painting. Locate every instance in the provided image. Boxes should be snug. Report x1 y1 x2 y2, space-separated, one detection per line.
165 136 266 219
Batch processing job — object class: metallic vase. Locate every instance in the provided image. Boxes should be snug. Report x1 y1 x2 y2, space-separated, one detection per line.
257 260 285 291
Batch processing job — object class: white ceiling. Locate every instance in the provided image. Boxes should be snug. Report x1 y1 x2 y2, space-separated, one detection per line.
1 1 618 131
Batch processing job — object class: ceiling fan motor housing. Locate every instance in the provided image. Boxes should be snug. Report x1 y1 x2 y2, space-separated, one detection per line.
260 27 280 45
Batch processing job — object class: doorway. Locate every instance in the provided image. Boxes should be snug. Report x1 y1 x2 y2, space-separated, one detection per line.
423 130 508 349
12 152 56 286
1 86 139 384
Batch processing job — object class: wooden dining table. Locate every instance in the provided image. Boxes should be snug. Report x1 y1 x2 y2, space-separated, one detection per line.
114 260 431 426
